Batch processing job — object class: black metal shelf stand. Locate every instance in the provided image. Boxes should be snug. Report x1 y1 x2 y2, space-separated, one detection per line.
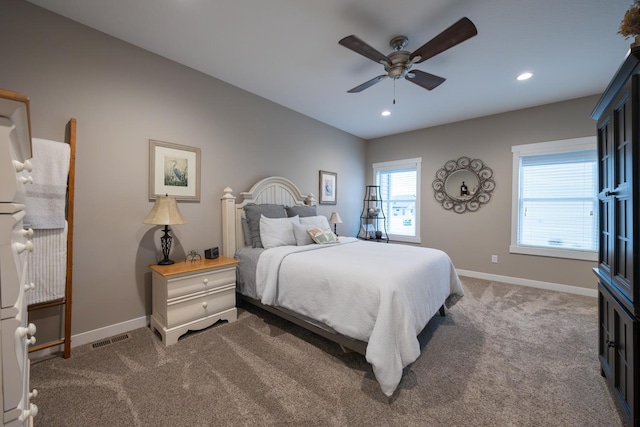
358 185 388 242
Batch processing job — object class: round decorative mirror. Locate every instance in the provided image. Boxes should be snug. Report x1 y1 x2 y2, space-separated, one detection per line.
433 157 495 213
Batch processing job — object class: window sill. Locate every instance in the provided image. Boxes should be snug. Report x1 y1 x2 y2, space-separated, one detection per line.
389 235 421 244
509 245 597 261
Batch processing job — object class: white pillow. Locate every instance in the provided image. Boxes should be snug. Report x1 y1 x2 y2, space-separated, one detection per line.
259 215 300 248
292 223 315 246
300 215 330 229
307 227 339 244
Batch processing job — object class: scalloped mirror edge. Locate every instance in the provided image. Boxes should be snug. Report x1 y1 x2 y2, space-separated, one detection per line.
432 157 495 213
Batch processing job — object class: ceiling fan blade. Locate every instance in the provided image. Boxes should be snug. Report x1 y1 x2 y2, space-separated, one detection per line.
339 35 391 66
405 70 446 90
347 75 388 93
409 17 478 64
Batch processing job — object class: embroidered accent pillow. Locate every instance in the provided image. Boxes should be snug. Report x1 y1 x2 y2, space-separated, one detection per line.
307 227 338 244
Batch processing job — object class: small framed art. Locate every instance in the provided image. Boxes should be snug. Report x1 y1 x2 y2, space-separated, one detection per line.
319 170 337 205
149 140 201 201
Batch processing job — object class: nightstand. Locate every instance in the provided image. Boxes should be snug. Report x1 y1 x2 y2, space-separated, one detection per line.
149 256 240 346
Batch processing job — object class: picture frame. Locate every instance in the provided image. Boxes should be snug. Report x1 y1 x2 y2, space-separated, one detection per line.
319 170 337 205
149 139 201 201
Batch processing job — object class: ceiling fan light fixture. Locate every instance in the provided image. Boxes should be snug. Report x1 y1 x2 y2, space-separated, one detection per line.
517 72 533 81
338 17 478 94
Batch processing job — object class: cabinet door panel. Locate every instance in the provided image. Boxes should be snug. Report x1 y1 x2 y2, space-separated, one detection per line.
611 89 634 301
599 284 614 377
599 283 638 425
597 117 613 276
613 299 636 421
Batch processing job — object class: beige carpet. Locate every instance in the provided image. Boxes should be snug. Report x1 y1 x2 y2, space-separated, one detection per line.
30 277 622 426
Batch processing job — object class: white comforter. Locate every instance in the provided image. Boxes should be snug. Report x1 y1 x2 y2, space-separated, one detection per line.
256 237 464 396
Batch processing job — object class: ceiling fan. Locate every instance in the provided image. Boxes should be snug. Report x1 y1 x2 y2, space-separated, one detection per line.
339 17 477 93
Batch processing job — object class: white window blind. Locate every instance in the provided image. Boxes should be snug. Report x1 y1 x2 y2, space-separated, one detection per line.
374 158 421 243
511 137 597 261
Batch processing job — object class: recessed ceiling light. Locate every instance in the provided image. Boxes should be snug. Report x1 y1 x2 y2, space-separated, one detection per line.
517 72 533 81
381 110 391 116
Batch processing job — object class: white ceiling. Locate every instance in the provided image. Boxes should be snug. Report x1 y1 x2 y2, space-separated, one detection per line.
27 0 632 140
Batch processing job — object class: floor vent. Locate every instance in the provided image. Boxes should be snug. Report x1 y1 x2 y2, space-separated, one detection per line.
91 333 130 349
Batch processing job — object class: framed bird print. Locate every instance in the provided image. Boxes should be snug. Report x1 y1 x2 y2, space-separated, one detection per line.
149 140 201 201
319 170 337 204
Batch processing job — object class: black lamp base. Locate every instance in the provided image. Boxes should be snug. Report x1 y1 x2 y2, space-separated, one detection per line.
157 225 175 266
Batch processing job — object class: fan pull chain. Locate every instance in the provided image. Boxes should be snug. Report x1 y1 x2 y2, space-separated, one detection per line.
393 78 396 105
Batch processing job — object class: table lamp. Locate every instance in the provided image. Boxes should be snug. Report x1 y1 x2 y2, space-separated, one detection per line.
328 212 343 236
143 195 186 265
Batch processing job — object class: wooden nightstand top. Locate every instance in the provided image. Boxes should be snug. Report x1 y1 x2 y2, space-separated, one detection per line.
149 255 239 277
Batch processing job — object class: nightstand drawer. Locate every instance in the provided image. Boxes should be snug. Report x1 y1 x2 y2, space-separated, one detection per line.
166 267 236 300
165 284 236 328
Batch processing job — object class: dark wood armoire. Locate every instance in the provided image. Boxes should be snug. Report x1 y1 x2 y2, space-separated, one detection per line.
592 45 640 427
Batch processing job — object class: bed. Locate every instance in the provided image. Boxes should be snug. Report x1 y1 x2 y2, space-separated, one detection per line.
220 176 464 396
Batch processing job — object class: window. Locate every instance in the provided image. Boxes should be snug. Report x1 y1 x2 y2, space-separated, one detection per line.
510 137 597 261
373 158 421 243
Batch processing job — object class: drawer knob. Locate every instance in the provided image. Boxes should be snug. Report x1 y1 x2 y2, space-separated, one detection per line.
27 336 36 346
17 323 37 338
29 389 38 399
13 160 33 172
202 301 208 309
20 403 38 421
606 339 616 348
13 159 33 173
24 282 36 292
203 278 209 285
19 175 34 185
15 240 34 254
21 228 34 238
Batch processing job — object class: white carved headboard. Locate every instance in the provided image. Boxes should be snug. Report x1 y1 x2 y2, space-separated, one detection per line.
221 176 315 257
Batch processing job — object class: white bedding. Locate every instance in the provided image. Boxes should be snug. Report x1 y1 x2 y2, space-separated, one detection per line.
256 237 464 396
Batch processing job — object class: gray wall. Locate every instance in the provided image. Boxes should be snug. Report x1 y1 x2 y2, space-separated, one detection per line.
367 95 599 289
1 1 365 337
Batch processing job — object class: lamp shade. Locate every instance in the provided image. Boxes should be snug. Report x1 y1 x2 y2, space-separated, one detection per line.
143 195 186 225
328 212 343 224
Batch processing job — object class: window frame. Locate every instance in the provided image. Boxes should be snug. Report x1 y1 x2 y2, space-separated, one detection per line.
510 136 597 261
373 157 421 244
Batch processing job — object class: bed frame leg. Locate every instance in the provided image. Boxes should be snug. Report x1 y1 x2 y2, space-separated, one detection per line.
339 344 353 353
439 305 445 316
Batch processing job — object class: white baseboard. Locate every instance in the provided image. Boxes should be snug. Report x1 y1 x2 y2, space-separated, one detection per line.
456 269 598 298
30 315 149 360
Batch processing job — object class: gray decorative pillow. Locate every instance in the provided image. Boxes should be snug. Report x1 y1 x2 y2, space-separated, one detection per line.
285 205 317 218
241 218 252 247
243 204 287 248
